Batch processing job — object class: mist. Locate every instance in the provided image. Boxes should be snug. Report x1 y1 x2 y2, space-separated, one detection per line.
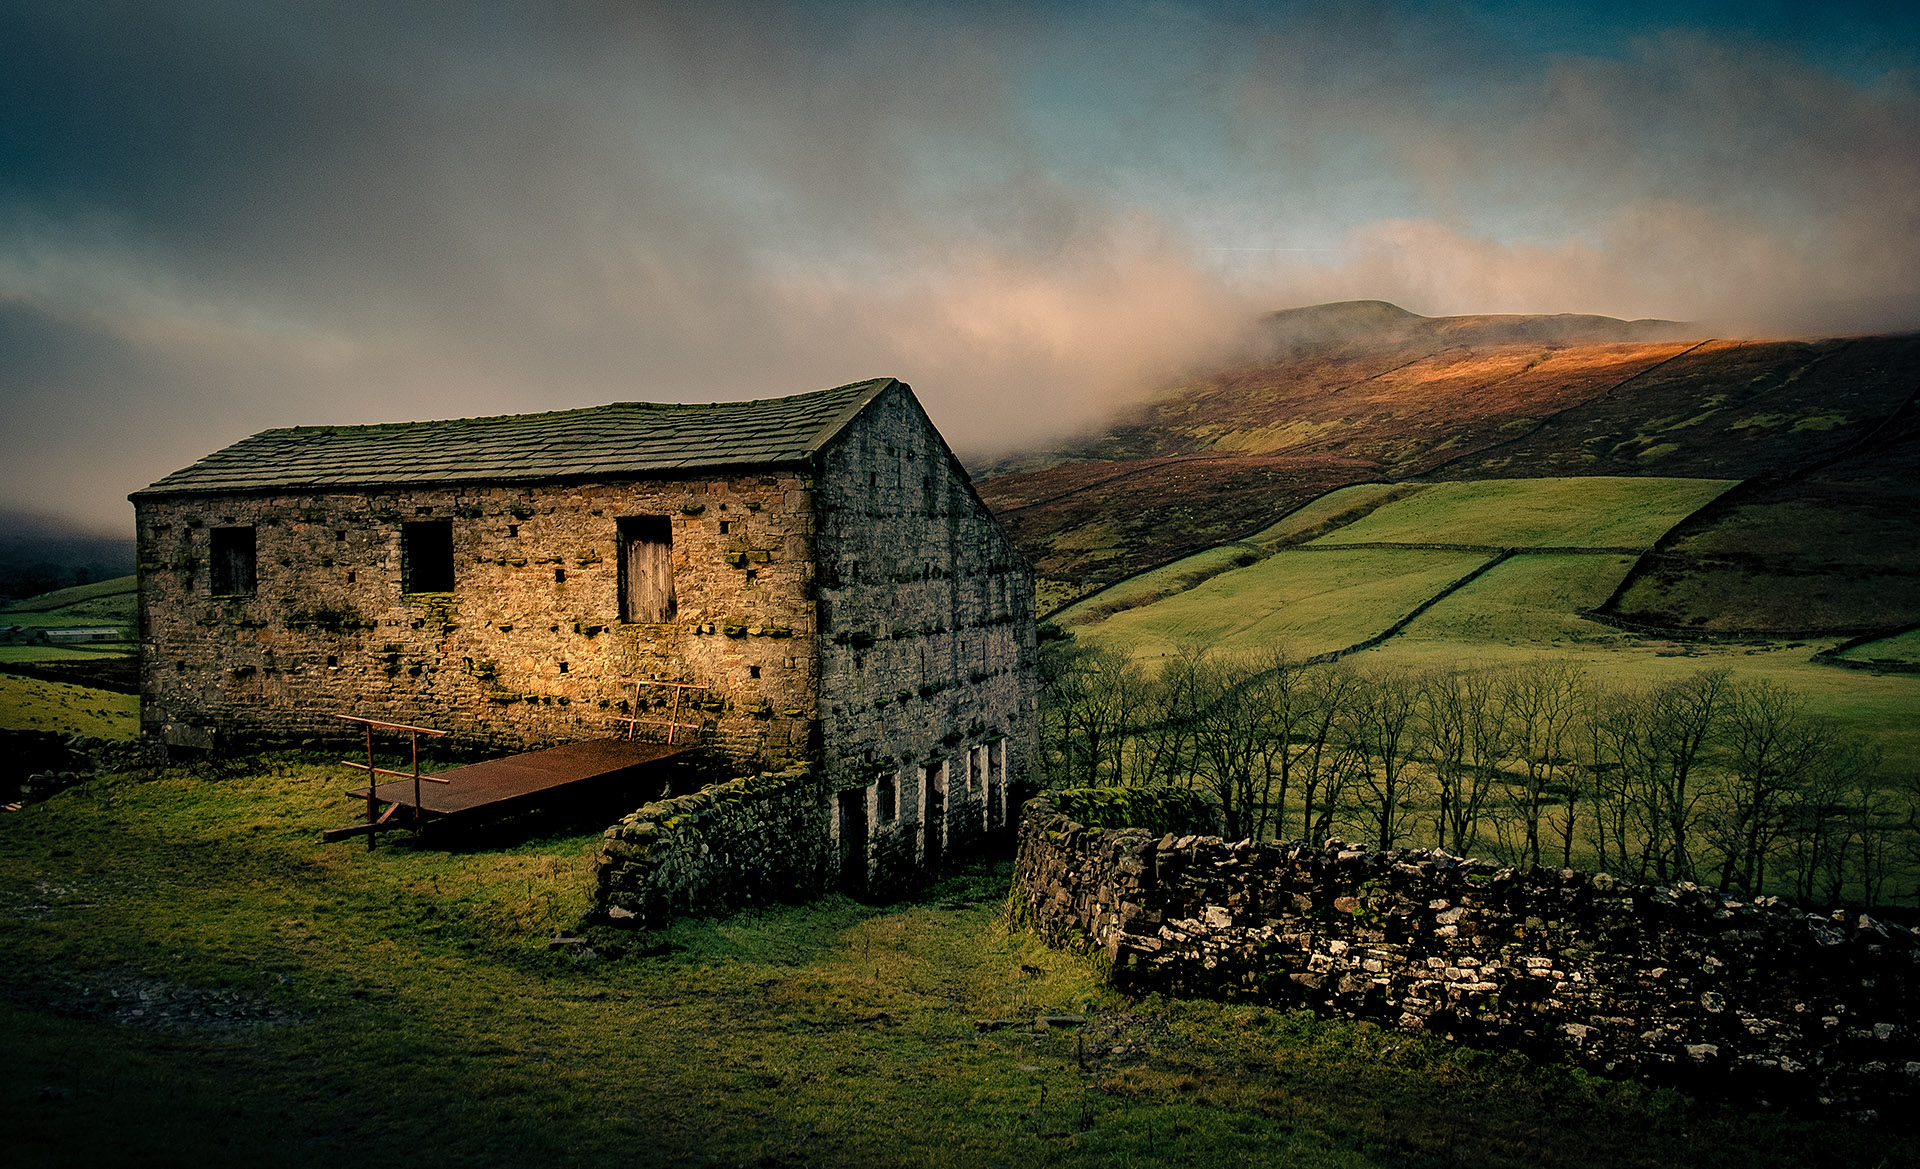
3 1 1916 529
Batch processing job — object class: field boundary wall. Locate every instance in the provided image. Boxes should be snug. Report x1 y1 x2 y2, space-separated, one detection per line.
590 766 831 929
1014 790 1919 1116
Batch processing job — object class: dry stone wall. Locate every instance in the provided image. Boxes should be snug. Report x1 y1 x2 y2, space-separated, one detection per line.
590 765 831 928
1016 791 1920 1115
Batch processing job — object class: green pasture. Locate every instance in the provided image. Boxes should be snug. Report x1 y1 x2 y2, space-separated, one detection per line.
1 575 137 614
1072 531 1920 773
3 762 1900 1167
0 675 139 740
1053 483 1421 623
1387 552 1639 647
1838 629 1920 665
1306 477 1734 549
0 645 132 664
1078 548 1487 662
1235 482 1414 548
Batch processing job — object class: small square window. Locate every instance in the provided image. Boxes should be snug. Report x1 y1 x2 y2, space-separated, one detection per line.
749 665 761 679
558 661 569 674
719 521 731 534
346 570 356 584
555 567 566 583
876 773 897 822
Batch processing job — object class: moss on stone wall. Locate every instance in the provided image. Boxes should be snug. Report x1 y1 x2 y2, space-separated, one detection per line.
1048 786 1220 837
589 765 832 930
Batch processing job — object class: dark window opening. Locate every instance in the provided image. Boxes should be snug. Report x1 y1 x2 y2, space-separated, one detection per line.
558 661 569 673
403 520 455 593
335 530 346 541
877 773 897 822
507 524 518 538
209 526 256 596
838 789 868 894
346 570 356 584
326 655 338 667
554 567 566 583
923 761 946 870
618 515 675 623
749 665 761 679
718 520 731 534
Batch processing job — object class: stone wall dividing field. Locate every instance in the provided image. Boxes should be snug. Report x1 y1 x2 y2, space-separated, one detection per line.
590 765 831 929
1015 791 1920 1116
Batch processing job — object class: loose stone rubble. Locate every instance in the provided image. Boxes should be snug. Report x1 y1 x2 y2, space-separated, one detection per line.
1014 790 1919 1114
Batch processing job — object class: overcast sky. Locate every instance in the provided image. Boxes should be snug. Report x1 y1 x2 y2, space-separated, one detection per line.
5 0 1918 532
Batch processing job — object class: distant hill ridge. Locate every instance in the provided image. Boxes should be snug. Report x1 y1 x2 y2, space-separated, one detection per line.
1257 300 1695 350
976 302 1920 629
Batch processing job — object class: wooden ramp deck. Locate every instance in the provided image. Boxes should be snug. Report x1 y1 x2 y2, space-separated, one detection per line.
326 737 690 844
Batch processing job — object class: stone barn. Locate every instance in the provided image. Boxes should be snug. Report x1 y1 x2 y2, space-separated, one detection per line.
131 377 1036 880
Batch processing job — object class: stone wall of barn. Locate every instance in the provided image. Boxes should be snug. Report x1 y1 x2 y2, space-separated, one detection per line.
1014 791 1920 1116
810 382 1038 889
133 472 820 766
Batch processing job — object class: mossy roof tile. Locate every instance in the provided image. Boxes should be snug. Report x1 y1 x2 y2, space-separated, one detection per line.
136 378 897 497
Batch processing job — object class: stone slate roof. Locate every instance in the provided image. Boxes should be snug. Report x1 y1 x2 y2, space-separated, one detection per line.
135 378 898 497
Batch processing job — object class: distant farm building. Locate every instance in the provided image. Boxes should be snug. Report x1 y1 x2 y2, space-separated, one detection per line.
131 378 1037 878
42 627 127 644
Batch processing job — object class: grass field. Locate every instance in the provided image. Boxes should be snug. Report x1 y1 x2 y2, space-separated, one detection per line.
1066 480 1920 773
4 763 1907 1168
1838 629 1920 665
0 645 131 664
0 675 139 740
1076 548 1487 661
1306 477 1735 548
1 575 138 614
2 574 137 634
1384 553 1639 646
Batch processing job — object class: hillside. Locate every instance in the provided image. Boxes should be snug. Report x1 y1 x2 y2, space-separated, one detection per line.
976 303 1920 625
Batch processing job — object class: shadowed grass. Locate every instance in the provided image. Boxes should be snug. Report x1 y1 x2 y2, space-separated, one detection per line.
0 674 139 739
4 759 1910 1166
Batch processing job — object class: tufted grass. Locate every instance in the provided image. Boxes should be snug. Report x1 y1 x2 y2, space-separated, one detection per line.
0 674 140 740
3 758 1911 1167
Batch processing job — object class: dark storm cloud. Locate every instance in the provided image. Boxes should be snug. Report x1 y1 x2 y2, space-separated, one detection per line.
2 1 1917 528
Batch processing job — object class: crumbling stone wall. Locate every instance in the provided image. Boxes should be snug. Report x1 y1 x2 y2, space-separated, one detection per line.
590 765 831 928
1015 791 1920 1114
134 474 819 765
812 383 1037 883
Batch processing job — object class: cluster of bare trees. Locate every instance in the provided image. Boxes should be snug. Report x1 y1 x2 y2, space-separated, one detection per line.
1038 635 1917 908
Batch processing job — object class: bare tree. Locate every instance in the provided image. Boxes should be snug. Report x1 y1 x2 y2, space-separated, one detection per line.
1297 663 1362 845
1345 667 1423 851
1416 664 1505 855
1499 658 1586 868
1707 681 1834 896
1036 635 1149 789
1641 669 1734 883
